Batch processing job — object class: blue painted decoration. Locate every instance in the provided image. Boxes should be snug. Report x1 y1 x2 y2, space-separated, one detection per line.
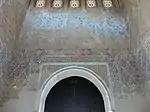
32 11 128 37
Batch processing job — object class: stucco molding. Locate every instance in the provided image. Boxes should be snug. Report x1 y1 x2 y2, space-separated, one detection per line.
37 65 115 112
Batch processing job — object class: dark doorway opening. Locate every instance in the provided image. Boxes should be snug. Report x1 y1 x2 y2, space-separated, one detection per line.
45 76 105 112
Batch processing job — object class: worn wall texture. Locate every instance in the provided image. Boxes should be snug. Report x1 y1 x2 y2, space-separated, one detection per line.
0 0 29 107
0 0 150 112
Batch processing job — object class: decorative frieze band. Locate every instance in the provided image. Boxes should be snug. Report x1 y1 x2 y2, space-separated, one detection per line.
35 0 115 8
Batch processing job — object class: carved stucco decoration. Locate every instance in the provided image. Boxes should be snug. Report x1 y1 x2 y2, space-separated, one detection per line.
86 0 96 8
36 0 46 8
103 0 113 8
53 0 63 8
31 11 128 37
0 0 29 106
70 0 80 8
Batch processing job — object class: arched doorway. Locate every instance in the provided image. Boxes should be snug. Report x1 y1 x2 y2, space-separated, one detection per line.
38 66 114 112
45 76 105 112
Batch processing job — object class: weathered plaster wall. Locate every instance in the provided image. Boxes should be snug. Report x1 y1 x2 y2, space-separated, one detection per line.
0 0 29 107
0 0 149 112
138 0 150 35
136 0 150 103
